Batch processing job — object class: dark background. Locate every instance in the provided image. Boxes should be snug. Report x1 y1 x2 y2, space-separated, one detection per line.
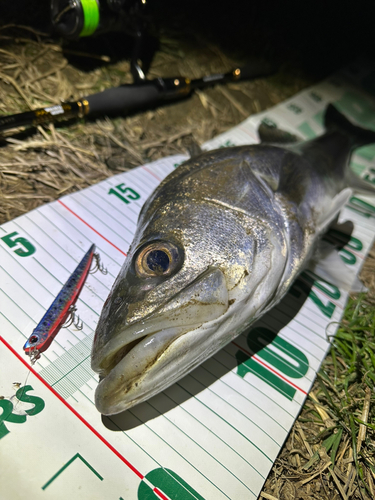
2 0 375 78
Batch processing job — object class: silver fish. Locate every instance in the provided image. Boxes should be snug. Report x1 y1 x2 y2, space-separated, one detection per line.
91 104 375 415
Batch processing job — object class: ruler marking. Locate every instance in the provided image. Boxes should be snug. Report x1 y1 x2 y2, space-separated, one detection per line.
13 216 114 297
127 168 159 192
186 370 286 443
175 379 275 460
1 335 147 481
153 488 170 500
46 204 122 268
57 200 127 256
164 385 270 475
229 333 314 385
84 188 139 230
142 165 163 182
203 361 293 427
68 194 134 247
77 386 232 499
259 320 327 362
232 341 308 395
25 210 118 280
254 311 328 358
210 351 297 419
144 398 257 496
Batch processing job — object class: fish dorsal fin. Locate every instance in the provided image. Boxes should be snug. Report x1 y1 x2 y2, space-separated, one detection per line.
258 122 301 144
186 140 203 158
316 188 352 234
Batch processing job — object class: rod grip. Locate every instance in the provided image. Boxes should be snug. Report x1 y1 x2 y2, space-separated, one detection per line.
85 82 161 115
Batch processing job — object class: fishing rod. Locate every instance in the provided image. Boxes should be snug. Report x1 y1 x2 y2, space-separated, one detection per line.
0 61 275 134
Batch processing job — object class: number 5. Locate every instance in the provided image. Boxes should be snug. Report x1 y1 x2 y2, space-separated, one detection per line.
1 232 36 257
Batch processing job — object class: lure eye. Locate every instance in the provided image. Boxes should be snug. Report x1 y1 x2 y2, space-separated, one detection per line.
135 242 181 278
29 335 39 345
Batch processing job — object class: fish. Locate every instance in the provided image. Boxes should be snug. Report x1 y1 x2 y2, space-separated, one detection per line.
24 244 97 360
91 104 375 415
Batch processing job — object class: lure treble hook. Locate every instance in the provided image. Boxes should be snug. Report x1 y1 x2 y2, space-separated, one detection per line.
91 251 108 275
63 305 83 330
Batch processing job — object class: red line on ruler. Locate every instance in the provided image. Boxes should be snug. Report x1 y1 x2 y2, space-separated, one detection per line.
58 200 127 257
232 341 308 395
310 291 342 310
154 488 170 500
238 125 258 141
0 336 168 499
142 165 162 182
340 247 364 259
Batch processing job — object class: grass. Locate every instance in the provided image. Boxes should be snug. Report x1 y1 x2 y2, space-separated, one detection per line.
263 293 375 499
321 295 375 497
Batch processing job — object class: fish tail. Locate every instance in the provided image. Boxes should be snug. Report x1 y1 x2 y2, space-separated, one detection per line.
324 104 375 148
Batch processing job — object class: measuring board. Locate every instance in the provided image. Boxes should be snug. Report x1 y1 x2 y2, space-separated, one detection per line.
1 63 375 500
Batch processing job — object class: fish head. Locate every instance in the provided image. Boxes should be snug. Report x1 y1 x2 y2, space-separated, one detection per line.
92 193 287 415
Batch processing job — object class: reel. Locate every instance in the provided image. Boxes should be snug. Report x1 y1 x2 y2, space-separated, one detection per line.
51 0 146 39
51 0 149 80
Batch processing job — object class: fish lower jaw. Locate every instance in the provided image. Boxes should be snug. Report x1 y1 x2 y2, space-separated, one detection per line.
94 314 241 415
94 323 194 380
94 323 202 415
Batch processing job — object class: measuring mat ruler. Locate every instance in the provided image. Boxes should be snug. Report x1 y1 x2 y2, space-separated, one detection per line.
1 63 375 499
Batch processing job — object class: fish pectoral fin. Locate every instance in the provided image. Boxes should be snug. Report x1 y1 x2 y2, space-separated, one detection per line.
316 188 352 234
346 168 375 194
308 247 367 293
258 122 302 144
239 160 278 196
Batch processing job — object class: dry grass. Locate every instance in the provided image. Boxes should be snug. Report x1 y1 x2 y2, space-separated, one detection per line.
0 24 374 500
0 25 308 224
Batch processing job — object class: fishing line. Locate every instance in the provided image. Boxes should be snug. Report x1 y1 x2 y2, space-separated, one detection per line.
10 345 39 415
79 0 100 37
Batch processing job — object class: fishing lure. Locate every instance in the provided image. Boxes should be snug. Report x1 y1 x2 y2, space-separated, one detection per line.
23 243 106 362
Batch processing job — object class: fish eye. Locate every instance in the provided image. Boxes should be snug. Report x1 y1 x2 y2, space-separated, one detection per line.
134 241 181 278
146 249 170 273
29 335 39 344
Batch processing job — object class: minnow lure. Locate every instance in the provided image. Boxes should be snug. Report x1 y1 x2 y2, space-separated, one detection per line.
24 243 106 361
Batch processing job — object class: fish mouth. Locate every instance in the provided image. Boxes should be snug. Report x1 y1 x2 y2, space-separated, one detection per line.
96 334 148 378
92 267 229 415
93 320 192 380
93 323 195 415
